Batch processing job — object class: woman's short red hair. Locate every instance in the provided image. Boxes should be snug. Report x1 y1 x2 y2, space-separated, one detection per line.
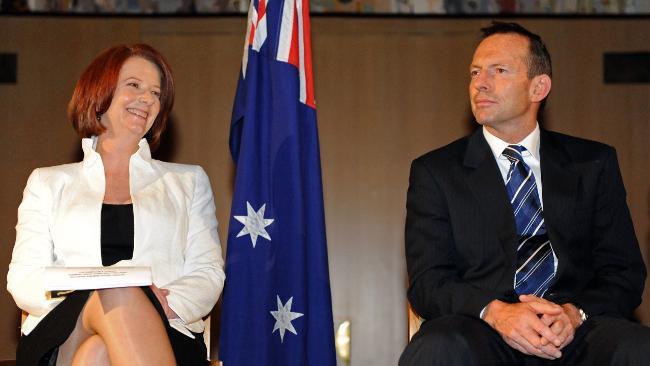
68 44 174 150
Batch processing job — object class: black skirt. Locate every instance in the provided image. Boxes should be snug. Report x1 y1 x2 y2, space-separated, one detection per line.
16 287 209 366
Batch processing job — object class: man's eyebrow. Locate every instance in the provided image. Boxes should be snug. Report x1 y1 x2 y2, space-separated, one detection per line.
470 62 511 69
470 62 506 68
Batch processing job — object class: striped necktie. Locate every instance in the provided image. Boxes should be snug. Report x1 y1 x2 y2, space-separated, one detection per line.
502 145 555 297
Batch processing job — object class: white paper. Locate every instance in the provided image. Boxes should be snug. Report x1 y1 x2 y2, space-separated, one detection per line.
44 266 152 292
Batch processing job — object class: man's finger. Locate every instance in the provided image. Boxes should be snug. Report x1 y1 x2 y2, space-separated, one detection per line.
519 295 564 314
550 319 564 334
525 300 563 316
539 342 563 359
509 332 558 360
540 313 558 327
506 333 537 355
560 333 574 349
556 320 575 349
519 294 550 303
530 317 562 347
504 338 531 356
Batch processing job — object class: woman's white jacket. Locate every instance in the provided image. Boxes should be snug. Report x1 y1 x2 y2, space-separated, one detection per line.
7 137 225 337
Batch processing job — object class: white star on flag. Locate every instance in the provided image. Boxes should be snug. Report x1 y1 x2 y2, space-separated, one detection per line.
234 201 275 248
270 295 304 343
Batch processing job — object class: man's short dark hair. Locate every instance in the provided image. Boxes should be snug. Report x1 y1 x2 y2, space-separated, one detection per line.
480 21 552 79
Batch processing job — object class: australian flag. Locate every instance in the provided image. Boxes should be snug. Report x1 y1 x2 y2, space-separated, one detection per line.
218 0 336 364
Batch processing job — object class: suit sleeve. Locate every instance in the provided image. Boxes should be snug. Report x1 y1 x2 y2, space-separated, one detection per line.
164 167 226 324
405 158 499 320
7 169 62 316
570 148 646 318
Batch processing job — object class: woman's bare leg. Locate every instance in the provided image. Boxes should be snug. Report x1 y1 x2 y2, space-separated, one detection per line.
56 306 94 366
70 335 110 366
56 287 175 366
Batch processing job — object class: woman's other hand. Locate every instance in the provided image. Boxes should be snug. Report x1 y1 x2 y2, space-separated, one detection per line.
150 284 179 319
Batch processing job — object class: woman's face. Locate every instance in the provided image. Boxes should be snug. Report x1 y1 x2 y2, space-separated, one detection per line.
101 56 162 140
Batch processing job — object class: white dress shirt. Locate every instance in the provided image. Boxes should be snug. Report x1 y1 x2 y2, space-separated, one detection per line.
482 124 543 206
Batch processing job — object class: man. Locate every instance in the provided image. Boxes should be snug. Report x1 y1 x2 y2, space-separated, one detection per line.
400 22 650 365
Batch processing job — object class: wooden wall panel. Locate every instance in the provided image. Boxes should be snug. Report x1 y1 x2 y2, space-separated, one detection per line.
314 21 477 365
0 16 648 365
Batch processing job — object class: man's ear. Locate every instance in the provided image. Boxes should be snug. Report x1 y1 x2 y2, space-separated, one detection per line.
530 74 552 103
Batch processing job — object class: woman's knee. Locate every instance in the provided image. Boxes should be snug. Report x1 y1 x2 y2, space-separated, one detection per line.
71 335 110 366
83 287 161 332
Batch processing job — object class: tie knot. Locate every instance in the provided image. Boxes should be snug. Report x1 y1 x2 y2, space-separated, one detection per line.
502 145 526 163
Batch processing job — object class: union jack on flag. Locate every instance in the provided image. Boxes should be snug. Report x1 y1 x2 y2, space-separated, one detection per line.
241 0 315 108
218 0 336 364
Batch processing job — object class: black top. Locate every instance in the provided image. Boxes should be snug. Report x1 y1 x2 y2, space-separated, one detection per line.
101 203 134 266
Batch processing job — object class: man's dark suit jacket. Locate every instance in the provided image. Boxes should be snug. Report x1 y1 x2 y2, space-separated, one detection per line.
405 128 646 322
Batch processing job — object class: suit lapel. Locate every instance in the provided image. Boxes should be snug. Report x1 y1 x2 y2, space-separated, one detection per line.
539 130 580 277
463 129 518 265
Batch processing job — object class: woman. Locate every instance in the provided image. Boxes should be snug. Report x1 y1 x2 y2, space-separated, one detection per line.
7 44 225 365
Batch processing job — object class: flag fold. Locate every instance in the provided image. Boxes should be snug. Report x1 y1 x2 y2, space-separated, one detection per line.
219 0 336 364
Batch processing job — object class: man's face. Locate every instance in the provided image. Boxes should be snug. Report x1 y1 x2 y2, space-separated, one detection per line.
469 33 536 132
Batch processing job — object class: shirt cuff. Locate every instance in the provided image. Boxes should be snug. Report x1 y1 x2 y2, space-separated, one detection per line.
479 305 487 319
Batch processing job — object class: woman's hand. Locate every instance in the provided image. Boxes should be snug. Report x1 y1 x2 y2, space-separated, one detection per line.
150 284 179 319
